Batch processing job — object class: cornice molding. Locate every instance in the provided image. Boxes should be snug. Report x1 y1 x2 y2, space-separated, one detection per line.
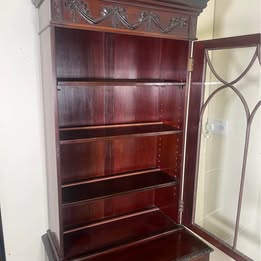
32 0 45 8
65 0 189 33
158 0 209 9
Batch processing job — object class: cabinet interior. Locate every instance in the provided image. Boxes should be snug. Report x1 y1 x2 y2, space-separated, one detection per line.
55 27 190 257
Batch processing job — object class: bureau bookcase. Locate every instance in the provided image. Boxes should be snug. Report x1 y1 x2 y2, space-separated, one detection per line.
33 0 260 260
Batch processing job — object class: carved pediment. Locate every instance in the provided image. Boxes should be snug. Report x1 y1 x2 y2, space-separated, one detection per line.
33 0 209 10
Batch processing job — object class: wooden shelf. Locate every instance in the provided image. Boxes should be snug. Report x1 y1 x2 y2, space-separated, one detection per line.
63 209 181 258
57 79 186 87
62 171 177 207
60 124 182 144
79 225 213 261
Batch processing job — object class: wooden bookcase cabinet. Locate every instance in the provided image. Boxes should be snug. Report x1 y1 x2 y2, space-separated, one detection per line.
34 0 215 260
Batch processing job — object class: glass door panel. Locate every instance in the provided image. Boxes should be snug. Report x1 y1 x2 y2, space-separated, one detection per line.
193 44 261 255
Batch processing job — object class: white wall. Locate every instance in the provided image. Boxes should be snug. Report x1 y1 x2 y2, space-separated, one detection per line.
0 1 48 261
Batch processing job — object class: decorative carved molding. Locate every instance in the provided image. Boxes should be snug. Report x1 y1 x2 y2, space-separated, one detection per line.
32 0 44 8
65 0 188 33
53 0 63 21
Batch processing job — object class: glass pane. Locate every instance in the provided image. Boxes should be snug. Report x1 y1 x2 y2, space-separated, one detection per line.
195 87 247 245
194 45 260 256
206 47 256 81
203 47 258 106
236 106 261 259
234 58 261 112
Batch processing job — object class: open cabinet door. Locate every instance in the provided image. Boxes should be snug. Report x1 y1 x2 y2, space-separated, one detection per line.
182 34 261 261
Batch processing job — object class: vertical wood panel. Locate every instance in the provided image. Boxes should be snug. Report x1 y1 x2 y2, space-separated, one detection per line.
55 28 105 79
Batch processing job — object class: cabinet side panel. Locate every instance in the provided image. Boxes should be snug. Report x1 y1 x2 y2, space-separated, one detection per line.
40 27 63 252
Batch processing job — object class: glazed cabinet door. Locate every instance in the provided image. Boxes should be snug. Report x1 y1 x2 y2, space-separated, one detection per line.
183 34 261 261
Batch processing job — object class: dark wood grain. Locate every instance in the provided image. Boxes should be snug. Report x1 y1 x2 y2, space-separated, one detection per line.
43 227 212 261
62 191 154 230
69 226 212 261
58 0 195 40
57 81 185 128
55 28 189 81
60 137 158 184
110 138 158 175
55 29 105 79
63 210 180 258
62 171 177 207
183 40 205 226
38 1 214 260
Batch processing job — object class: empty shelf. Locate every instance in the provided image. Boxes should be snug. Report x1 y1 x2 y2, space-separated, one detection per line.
60 124 182 144
58 79 186 87
75 225 213 261
64 209 181 258
62 171 176 207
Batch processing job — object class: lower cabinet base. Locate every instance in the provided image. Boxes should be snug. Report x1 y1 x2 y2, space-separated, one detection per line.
42 226 213 261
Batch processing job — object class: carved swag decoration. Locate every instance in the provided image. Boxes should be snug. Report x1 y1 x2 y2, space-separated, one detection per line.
65 0 189 33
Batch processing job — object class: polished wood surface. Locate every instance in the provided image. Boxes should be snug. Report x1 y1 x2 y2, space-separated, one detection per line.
60 124 181 143
42 225 212 261
57 81 185 128
60 138 158 183
36 0 214 259
78 227 212 261
62 171 177 207
34 0 209 40
62 191 155 230
55 28 189 81
63 210 179 258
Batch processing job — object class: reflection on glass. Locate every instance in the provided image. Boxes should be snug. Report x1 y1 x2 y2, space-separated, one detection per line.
203 47 257 103
194 45 261 256
195 88 246 245
237 109 261 261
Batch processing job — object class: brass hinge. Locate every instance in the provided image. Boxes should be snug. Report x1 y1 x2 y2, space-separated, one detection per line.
187 58 194 72
179 200 184 214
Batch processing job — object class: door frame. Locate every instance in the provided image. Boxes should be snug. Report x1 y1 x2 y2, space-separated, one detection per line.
182 33 261 261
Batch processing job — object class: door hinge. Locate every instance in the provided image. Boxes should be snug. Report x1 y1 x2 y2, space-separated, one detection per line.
187 58 194 72
179 200 184 214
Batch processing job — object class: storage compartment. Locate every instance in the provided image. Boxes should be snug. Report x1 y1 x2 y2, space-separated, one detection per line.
55 28 189 81
37 0 214 259
60 137 158 184
63 210 180 258
51 26 201 259
57 81 185 128
62 190 155 230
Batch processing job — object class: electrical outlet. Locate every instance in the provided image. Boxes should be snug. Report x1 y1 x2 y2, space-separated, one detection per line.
207 119 227 135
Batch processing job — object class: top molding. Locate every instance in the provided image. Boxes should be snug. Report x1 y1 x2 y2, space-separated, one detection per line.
158 0 209 9
32 0 45 8
33 0 209 40
33 0 209 10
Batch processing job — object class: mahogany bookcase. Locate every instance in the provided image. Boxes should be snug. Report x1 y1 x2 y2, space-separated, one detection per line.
30 0 243 260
